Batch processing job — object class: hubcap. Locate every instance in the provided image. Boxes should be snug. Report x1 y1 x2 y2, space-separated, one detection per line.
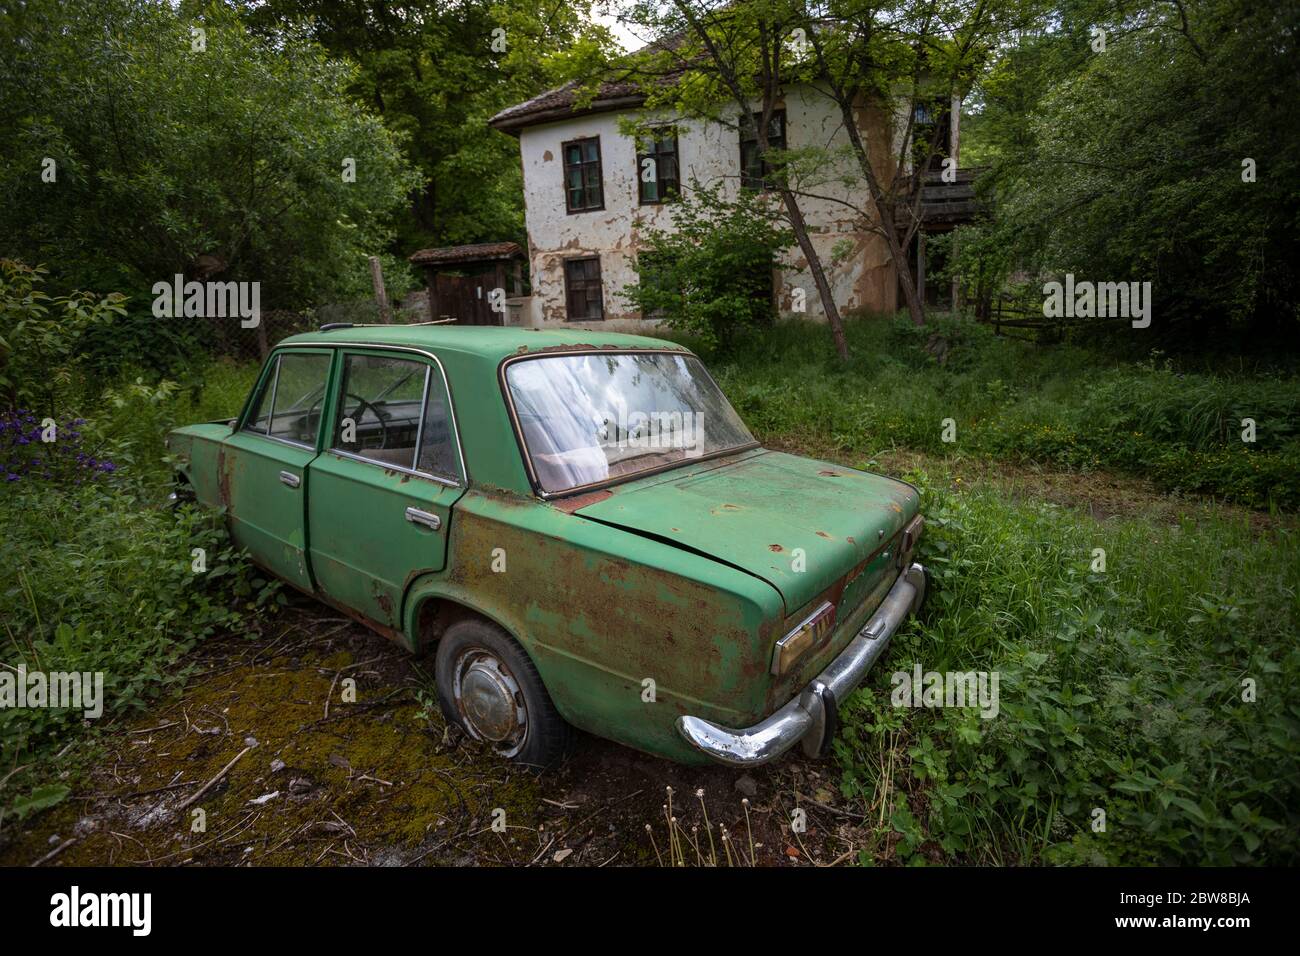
453 651 527 756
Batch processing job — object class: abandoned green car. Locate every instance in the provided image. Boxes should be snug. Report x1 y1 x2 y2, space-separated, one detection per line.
167 325 926 768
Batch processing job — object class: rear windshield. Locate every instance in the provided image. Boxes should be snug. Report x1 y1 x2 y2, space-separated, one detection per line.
504 352 756 494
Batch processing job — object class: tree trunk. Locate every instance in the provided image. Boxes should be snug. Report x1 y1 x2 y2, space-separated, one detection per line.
672 0 852 358
837 99 927 326
780 189 849 361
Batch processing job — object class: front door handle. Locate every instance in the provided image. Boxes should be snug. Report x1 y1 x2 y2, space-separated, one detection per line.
405 507 441 531
279 470 300 489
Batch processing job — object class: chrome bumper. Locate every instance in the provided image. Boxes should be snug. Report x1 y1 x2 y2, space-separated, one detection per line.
677 562 927 767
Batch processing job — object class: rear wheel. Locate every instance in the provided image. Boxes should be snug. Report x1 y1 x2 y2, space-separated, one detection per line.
434 618 570 767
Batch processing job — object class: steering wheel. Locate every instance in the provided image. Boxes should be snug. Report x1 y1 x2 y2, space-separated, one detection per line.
308 392 389 449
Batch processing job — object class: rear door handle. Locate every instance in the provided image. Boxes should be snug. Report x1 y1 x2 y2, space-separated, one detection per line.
405 507 441 531
279 470 300 489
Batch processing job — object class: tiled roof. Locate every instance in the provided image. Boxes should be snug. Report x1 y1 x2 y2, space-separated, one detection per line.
408 242 524 266
488 78 649 132
488 33 689 133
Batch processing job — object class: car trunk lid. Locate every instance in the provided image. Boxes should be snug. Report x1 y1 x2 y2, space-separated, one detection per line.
572 449 919 614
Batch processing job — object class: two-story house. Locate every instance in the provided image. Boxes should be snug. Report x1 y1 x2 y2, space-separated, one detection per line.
488 73 964 330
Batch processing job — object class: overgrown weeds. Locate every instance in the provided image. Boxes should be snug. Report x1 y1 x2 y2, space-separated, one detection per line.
835 468 1300 864
706 316 1300 508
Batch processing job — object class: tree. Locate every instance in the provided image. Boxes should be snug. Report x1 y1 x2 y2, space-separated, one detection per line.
623 0 853 357
618 0 1020 340
235 0 616 251
957 0 1300 340
0 0 421 307
797 0 1021 326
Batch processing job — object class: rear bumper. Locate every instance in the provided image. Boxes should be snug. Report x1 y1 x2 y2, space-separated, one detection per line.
676 562 927 767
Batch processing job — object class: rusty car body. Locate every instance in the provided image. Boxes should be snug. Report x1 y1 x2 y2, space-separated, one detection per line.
167 325 926 767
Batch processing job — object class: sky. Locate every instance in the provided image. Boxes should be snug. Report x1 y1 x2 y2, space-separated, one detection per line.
589 2 652 53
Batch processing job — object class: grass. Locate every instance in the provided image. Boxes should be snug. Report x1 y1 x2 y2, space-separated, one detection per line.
826 468 1299 865
0 483 279 820
0 357 271 822
703 315 1300 509
692 316 1299 863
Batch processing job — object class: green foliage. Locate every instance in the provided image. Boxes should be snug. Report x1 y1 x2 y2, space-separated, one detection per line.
621 184 792 353
709 316 1300 507
834 473 1300 864
961 0 1300 337
0 481 280 774
1 347 271 819
0 0 421 309
9 783 70 821
236 0 614 250
0 261 127 412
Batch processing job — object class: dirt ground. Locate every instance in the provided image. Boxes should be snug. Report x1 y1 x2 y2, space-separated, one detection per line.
5 452 1281 868
1 599 895 868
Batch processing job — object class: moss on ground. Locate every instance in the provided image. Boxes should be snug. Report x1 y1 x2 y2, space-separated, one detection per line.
1 641 546 866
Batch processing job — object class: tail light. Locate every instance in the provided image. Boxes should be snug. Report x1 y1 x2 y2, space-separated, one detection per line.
771 600 836 676
900 514 923 566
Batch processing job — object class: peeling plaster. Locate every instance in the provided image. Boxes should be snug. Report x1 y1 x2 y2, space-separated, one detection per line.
515 85 902 327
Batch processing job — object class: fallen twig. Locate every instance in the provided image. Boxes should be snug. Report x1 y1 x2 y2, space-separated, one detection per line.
30 836 78 867
176 745 253 813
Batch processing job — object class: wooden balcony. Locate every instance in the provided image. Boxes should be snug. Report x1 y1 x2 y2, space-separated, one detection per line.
919 166 983 226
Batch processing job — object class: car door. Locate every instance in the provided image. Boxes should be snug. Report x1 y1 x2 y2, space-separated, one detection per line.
306 348 466 630
219 348 333 591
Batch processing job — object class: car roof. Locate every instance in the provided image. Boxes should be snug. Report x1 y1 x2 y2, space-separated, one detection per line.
279 324 690 363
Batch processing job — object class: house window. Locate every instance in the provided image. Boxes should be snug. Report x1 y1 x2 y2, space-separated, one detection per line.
637 129 679 204
564 257 604 321
740 110 786 190
562 138 604 212
913 103 951 171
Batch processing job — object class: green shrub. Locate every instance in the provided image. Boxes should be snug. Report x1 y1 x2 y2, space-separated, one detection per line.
0 481 279 789
834 470 1300 864
0 260 126 412
708 316 1300 508
621 183 792 353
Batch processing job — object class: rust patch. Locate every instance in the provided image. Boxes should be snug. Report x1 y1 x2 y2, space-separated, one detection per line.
818 470 841 477
815 531 831 538
768 544 783 552
217 447 232 507
402 567 438 593
551 489 614 514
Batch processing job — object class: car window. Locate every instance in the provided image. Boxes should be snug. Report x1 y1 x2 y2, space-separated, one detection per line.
417 387 458 480
505 352 755 494
268 353 331 446
332 353 432 471
242 356 278 434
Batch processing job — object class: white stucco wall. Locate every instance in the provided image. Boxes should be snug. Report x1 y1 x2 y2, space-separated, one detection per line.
516 83 899 330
